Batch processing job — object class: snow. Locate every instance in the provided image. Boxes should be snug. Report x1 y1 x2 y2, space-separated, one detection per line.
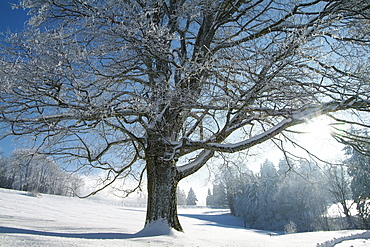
317 231 370 247
1 188 369 247
135 219 176 237
205 118 293 153
177 150 213 173
326 201 357 218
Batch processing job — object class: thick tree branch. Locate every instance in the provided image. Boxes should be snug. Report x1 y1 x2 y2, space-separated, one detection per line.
184 99 370 153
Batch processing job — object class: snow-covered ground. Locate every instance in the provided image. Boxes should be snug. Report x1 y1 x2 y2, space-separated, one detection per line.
0 188 369 247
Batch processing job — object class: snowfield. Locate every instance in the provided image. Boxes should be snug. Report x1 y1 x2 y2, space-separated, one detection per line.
0 188 369 247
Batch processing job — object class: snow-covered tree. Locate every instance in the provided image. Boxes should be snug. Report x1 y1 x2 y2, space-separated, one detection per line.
280 160 329 231
0 149 84 196
206 182 228 207
221 166 253 216
227 159 328 231
339 129 370 229
0 153 10 189
186 187 198 206
177 187 187 205
257 160 278 224
325 165 354 228
206 188 214 206
1 0 370 231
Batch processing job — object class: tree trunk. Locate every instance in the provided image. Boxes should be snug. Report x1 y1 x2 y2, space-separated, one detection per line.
145 152 183 232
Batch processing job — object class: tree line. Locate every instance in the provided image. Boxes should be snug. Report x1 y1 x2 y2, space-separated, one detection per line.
206 136 370 232
0 149 83 197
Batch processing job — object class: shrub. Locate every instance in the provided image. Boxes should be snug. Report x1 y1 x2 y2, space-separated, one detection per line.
284 221 297 234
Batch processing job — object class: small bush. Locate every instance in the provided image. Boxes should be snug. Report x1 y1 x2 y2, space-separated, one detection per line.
284 221 297 234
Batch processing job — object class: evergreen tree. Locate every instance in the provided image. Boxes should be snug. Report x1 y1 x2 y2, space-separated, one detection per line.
343 130 370 229
206 188 214 206
258 160 278 225
186 188 198 206
212 183 228 207
177 187 187 205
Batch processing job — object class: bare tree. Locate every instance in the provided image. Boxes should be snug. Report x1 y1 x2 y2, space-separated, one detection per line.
326 165 354 228
0 0 369 231
1 149 84 196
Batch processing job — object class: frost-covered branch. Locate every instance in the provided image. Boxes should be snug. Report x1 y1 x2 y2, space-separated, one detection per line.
177 150 215 180
183 99 370 153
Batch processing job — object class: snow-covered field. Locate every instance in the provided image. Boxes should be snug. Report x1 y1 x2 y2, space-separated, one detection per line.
0 188 369 247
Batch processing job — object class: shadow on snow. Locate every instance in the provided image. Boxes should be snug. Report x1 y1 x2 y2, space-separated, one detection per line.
179 212 283 236
0 226 171 239
179 212 244 229
0 210 283 239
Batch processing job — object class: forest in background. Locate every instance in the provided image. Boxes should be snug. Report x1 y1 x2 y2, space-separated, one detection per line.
0 131 369 233
206 130 370 232
0 149 83 197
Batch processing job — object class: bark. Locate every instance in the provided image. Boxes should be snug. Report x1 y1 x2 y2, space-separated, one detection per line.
145 136 183 232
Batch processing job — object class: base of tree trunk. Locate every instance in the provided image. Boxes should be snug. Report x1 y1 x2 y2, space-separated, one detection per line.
145 155 183 232
137 218 176 236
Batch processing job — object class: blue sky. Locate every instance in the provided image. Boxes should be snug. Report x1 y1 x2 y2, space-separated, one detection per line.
0 0 29 34
0 1 29 155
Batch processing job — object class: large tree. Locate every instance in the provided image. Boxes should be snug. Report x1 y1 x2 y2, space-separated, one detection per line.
336 129 370 228
0 0 370 231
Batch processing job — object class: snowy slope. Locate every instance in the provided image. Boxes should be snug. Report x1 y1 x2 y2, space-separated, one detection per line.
0 188 369 247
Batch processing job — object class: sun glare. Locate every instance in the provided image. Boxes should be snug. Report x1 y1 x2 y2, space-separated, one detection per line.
304 116 334 138
292 115 345 161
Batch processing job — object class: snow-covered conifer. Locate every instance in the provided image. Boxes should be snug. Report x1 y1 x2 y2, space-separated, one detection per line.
186 187 198 206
